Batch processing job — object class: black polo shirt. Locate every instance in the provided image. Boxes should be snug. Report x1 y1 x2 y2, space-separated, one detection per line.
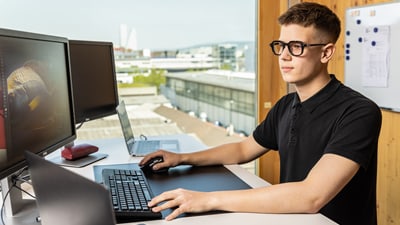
253 75 381 225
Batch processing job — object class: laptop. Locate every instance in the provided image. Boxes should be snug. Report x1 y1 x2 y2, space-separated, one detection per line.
25 151 117 225
116 100 180 156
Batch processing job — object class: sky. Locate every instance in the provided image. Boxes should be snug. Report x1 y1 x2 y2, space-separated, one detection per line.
0 0 256 50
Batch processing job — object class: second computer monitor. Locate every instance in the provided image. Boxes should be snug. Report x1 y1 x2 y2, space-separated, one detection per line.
68 40 119 125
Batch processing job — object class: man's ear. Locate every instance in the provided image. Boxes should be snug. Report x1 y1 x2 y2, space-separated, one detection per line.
321 43 335 63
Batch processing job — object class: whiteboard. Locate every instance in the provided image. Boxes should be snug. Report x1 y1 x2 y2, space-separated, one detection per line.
344 2 400 112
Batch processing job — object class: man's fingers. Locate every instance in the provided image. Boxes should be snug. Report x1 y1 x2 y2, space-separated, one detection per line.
165 207 185 221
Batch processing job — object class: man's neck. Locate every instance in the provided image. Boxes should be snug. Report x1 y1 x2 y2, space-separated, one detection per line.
295 74 332 102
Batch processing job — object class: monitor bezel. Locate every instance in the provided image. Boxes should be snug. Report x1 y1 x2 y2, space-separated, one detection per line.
68 39 119 125
0 28 77 180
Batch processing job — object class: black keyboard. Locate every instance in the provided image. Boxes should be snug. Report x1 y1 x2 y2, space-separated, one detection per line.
102 168 162 222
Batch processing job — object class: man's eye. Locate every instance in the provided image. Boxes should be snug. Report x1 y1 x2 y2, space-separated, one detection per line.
291 44 302 49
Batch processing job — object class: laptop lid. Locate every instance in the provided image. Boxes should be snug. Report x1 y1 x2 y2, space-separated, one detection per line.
116 100 135 155
25 151 116 225
116 101 180 156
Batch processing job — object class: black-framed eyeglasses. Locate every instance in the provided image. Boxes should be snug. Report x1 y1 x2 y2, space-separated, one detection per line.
269 40 327 56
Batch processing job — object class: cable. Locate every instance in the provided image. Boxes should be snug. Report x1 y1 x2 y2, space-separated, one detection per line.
75 121 85 130
1 184 12 225
12 174 31 186
11 167 35 199
0 166 34 225
12 185 35 199
139 134 148 141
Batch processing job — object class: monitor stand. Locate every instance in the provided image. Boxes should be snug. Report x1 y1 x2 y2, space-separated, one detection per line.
1 174 36 217
48 141 108 168
50 152 108 168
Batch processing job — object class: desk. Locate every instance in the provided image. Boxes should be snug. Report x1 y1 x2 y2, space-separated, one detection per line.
1 134 338 225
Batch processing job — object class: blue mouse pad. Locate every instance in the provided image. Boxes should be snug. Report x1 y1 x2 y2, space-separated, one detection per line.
93 163 252 218
93 164 251 190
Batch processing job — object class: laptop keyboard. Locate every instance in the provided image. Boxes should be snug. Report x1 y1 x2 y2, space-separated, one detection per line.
136 140 160 152
102 168 162 222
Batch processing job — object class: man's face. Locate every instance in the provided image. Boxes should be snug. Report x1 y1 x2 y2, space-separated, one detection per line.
277 24 326 86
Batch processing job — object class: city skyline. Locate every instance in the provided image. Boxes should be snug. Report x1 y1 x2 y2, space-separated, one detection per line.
0 0 256 50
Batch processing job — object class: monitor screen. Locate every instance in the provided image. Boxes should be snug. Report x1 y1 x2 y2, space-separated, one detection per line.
68 40 119 125
0 28 76 180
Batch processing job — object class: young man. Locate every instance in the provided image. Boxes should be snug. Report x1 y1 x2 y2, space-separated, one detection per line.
140 2 382 225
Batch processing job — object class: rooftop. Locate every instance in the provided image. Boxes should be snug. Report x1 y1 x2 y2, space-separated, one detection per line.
165 70 255 92
76 95 256 174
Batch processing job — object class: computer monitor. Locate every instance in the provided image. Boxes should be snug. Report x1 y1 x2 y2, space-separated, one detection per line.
0 28 76 183
68 40 119 126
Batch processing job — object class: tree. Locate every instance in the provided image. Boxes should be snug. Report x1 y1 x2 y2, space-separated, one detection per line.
134 69 166 91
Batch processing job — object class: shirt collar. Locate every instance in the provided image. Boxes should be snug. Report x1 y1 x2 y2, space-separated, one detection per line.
292 75 341 112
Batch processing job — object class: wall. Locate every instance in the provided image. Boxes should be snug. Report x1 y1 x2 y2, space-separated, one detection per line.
257 0 398 224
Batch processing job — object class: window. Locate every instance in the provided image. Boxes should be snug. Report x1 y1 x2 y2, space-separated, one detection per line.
0 1 257 163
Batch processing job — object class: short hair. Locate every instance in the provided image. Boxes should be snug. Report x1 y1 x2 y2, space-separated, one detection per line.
278 2 341 43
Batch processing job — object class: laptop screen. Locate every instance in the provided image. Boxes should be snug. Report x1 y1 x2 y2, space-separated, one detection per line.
116 101 135 151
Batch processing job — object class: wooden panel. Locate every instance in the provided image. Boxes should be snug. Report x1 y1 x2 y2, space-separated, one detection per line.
257 0 399 224
377 110 400 225
256 0 287 184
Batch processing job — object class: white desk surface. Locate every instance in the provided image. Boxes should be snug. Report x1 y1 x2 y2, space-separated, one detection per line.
1 134 337 225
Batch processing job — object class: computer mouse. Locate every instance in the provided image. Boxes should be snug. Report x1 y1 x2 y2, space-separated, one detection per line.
140 156 169 174
61 143 98 160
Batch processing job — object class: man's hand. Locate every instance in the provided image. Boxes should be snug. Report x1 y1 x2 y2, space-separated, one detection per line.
148 188 217 221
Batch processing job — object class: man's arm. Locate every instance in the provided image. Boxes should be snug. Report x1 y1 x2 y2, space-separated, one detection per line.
150 153 360 220
180 135 269 166
140 135 269 169
211 153 359 213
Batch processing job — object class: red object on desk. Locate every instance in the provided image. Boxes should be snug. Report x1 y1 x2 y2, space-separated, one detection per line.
61 143 98 160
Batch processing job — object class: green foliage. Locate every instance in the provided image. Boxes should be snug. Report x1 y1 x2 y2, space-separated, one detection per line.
133 69 166 89
220 63 233 70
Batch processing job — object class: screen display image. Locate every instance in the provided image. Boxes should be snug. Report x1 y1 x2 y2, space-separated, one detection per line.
0 28 76 180
69 40 119 125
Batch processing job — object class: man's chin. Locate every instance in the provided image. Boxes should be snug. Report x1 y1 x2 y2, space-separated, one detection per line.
281 74 297 84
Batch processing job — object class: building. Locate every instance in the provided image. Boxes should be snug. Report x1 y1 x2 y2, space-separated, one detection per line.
113 42 257 135
114 42 255 73
161 70 256 136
